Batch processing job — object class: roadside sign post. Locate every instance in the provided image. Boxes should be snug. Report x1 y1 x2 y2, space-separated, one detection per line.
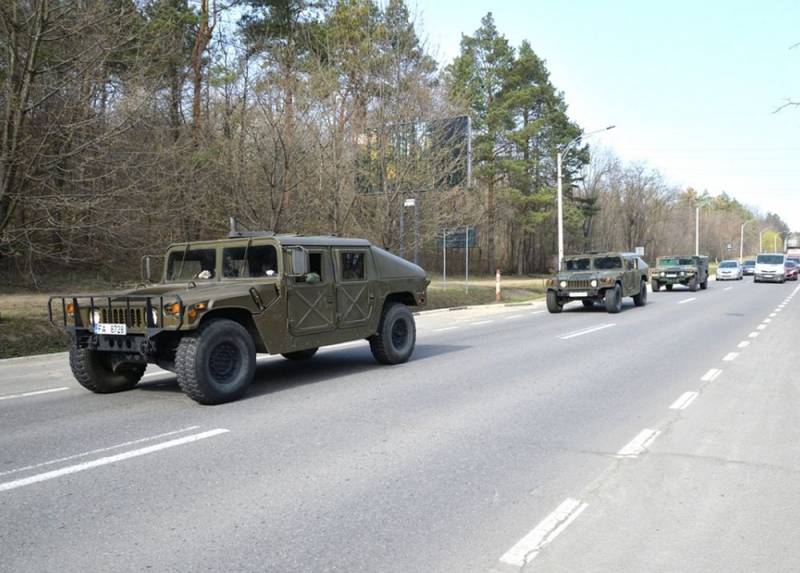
465 227 469 293
496 269 501 301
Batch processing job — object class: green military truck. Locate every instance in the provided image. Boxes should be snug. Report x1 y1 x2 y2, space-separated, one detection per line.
49 232 429 404
651 255 709 292
546 251 649 314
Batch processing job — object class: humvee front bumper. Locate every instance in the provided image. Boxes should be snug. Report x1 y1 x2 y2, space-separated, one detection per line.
48 294 185 357
653 273 694 285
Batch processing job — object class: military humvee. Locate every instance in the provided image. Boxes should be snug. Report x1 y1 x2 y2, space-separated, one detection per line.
651 255 709 292
49 232 428 404
546 252 649 314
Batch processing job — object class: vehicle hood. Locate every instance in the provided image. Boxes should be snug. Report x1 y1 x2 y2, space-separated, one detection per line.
115 280 279 305
653 265 697 273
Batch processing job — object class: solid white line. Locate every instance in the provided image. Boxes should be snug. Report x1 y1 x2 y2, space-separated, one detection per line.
677 297 696 304
616 428 661 458
669 391 699 410
748 331 760 338
722 352 739 362
499 498 588 567
504 315 523 320
0 429 229 493
434 326 458 332
470 320 494 326
701 368 722 382
737 341 750 348
0 426 201 478
0 387 70 402
558 323 616 340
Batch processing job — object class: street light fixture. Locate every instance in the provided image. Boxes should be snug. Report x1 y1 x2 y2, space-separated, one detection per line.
739 219 755 262
557 125 616 268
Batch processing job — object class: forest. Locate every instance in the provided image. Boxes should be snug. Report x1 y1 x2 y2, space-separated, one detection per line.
0 0 791 287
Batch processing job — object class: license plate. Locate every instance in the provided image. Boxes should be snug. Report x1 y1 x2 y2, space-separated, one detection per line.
569 292 588 297
94 323 127 335
666 274 677 278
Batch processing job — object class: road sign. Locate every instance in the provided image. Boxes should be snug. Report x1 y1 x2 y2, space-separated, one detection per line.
403 198 416 207
439 227 477 249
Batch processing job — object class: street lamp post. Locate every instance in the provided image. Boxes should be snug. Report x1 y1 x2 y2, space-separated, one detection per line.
557 125 616 269
739 219 755 262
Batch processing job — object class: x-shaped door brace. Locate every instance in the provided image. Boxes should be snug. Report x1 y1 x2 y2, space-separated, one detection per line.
340 284 368 322
294 289 330 328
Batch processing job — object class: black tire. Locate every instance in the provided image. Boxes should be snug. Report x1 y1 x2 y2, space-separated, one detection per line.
689 278 698 292
282 348 318 361
666 284 673 291
175 318 256 405
546 290 563 314
633 280 648 307
369 303 416 365
652 280 660 292
581 299 594 309
605 284 622 314
69 346 144 394
701 277 708 289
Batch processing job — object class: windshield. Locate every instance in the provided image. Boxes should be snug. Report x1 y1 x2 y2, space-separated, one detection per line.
657 257 694 266
719 261 737 268
165 248 217 282
757 254 784 265
564 258 591 271
594 256 622 270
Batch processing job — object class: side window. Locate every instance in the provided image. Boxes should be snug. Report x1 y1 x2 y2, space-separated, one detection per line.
222 245 278 278
340 251 366 281
296 251 325 284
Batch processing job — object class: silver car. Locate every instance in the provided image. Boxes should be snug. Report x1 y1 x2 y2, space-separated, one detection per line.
716 260 743 281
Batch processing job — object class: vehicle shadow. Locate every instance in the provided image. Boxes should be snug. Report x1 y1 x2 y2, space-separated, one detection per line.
135 343 469 401
560 301 638 313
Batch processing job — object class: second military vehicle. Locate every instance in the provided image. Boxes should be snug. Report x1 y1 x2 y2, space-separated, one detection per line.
651 255 709 292
50 231 429 405
546 252 649 314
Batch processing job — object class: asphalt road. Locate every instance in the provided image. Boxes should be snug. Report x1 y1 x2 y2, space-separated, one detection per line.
1 278 799 572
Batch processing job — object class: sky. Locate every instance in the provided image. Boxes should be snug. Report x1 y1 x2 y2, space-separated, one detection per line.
413 0 800 231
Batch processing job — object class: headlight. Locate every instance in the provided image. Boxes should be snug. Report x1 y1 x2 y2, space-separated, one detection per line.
660 272 665 277
590 279 598 287
91 309 102 324
559 280 567 288
680 271 686 276
150 308 159 325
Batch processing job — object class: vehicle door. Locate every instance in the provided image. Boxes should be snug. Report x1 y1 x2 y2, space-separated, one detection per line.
287 248 336 336
334 248 375 329
623 256 638 295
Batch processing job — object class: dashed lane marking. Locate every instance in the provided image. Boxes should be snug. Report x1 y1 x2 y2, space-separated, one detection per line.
558 323 616 340
499 497 588 567
677 297 696 304
616 429 661 458
0 387 70 402
723 352 739 362
0 428 229 493
469 320 494 326
504 315 524 320
701 368 722 382
434 326 458 332
757 324 767 330
748 332 760 338
737 341 750 348
669 391 699 410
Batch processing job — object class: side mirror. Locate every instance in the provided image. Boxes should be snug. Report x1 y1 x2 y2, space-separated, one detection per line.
289 247 308 276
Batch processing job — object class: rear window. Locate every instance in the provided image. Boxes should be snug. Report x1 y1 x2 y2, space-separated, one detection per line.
743 260 755 267
719 261 737 268
757 254 784 265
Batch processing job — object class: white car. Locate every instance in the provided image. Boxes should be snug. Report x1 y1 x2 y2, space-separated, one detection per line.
754 253 786 283
716 260 743 281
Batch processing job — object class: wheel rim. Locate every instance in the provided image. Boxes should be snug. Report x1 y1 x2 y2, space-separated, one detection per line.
391 318 409 349
208 341 241 384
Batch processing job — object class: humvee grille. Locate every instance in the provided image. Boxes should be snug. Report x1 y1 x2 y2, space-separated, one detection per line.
567 280 592 289
101 307 145 328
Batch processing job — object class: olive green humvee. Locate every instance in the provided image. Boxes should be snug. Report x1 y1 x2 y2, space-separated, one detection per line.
546 252 649 314
651 255 709 292
50 233 428 404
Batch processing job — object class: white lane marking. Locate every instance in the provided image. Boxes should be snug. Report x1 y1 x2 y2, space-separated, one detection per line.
724 286 733 291
770 313 777 317
504 315 523 320
0 429 229 493
669 392 699 410
0 426 201 478
470 320 494 326
701 368 722 382
737 341 750 348
434 326 458 332
558 323 616 340
723 352 739 362
763 318 772 323
499 498 588 567
531 310 546 315
748 331 760 338
0 387 70 402
616 428 661 458
677 297 696 304
757 324 767 330
775 308 782 313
